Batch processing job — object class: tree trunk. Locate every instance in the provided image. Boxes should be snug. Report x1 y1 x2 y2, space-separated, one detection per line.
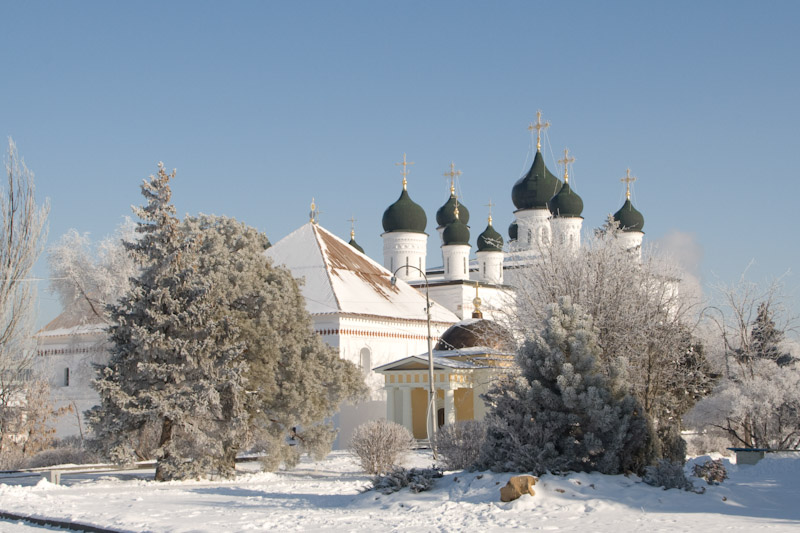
154 417 173 482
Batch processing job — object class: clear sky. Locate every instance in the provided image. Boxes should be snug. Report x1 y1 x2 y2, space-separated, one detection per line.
2 0 798 327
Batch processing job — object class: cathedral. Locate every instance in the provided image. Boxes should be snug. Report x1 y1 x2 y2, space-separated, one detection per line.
36 112 647 446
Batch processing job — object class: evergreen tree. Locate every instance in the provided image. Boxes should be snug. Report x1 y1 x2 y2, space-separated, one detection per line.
481 297 652 475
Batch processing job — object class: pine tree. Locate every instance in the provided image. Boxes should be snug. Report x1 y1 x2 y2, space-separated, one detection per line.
88 164 248 480
481 297 652 475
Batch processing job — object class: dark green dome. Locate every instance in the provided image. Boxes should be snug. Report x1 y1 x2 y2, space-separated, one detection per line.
512 151 562 210
477 220 503 252
442 218 470 246
548 181 584 217
382 188 427 233
348 237 365 254
508 220 518 241
436 194 470 228
613 199 645 232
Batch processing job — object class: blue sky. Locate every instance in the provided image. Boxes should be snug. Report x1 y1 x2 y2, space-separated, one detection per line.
2 1 798 326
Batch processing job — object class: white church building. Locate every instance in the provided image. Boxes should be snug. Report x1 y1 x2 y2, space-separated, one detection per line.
36 112 647 446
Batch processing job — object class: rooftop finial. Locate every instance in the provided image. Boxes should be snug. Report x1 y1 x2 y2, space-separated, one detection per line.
309 198 318 224
527 109 551 152
485 199 495 225
395 153 414 190
558 148 575 183
621 168 637 200
472 282 483 318
443 161 462 195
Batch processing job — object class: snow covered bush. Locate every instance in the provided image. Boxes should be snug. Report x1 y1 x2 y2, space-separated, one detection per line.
435 420 486 471
370 466 443 494
643 459 693 491
480 297 652 475
24 444 99 468
692 459 727 485
350 419 414 475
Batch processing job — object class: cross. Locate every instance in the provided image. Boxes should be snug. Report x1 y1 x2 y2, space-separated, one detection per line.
309 198 318 224
558 148 575 183
348 215 357 239
485 199 495 224
527 110 551 152
621 168 637 200
395 153 414 190
443 161 462 195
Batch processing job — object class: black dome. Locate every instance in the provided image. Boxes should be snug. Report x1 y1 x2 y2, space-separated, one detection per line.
435 319 514 352
511 151 562 210
382 189 427 233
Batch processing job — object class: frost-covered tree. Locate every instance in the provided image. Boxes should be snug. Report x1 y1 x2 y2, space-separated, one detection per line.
481 297 652 475
504 219 712 462
0 139 51 468
48 220 138 323
88 164 248 480
687 278 800 449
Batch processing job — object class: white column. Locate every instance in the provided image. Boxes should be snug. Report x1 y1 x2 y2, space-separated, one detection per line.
401 387 413 433
444 388 456 426
386 387 396 423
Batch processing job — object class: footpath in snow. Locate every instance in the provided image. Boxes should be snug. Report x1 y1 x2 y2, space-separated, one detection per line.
1 451 799 532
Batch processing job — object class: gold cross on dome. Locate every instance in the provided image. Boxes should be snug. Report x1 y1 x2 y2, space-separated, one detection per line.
558 148 575 183
527 110 551 152
309 198 318 224
621 168 637 200
443 161 462 194
348 215 357 239
485 199 495 224
395 153 414 190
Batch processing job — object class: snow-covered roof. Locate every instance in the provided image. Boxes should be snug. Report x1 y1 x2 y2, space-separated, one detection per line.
36 308 107 339
266 223 459 323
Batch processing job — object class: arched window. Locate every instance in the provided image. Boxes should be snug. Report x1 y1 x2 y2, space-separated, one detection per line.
463 257 467 274
359 347 371 374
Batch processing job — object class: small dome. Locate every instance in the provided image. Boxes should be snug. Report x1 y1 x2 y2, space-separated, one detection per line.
435 319 514 352
548 181 584 217
613 199 645 232
508 220 518 241
511 151 562 210
348 237 365 254
442 218 470 246
436 194 470 228
382 189 427 234
477 220 503 252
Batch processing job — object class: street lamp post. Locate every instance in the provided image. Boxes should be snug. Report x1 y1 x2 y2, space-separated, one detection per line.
390 266 437 457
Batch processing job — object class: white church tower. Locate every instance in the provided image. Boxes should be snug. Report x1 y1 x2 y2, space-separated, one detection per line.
381 153 428 281
612 168 645 259
441 203 471 281
476 211 504 284
510 111 563 254
548 148 584 253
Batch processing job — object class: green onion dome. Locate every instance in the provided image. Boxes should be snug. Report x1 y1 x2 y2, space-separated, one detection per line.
511 151 562 210
548 181 584 217
442 216 471 246
348 236 365 254
382 188 427 233
613 199 645 232
436 193 470 228
477 217 503 252
508 220 518 241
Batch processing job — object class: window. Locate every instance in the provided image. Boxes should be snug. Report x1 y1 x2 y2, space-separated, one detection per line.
64 367 70 387
463 257 467 274
405 256 409 276
482 262 486 277
446 257 450 274
359 348 371 375
390 256 393 271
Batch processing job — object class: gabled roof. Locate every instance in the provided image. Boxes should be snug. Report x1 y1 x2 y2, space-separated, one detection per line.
266 223 459 323
36 307 107 339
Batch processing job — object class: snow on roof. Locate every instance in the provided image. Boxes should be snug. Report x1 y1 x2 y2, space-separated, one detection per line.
266 223 459 323
36 308 107 338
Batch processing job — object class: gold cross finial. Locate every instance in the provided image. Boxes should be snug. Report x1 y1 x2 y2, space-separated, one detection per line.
527 109 550 152
309 198 318 224
472 282 483 318
443 161 462 195
558 148 575 183
395 153 414 190
621 168 637 200
485 199 495 225
348 215 356 239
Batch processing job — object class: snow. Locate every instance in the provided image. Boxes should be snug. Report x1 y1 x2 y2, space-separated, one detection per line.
266 223 459 323
2 452 799 532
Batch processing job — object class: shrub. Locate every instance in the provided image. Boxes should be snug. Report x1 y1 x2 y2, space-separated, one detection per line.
643 459 694 491
692 459 728 485
435 420 486 471
25 446 100 469
371 466 443 494
350 419 415 475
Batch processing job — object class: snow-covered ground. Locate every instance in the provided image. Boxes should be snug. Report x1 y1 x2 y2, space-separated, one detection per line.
1 451 799 532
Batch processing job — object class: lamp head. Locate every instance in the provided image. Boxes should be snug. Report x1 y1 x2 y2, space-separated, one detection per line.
390 275 397 287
